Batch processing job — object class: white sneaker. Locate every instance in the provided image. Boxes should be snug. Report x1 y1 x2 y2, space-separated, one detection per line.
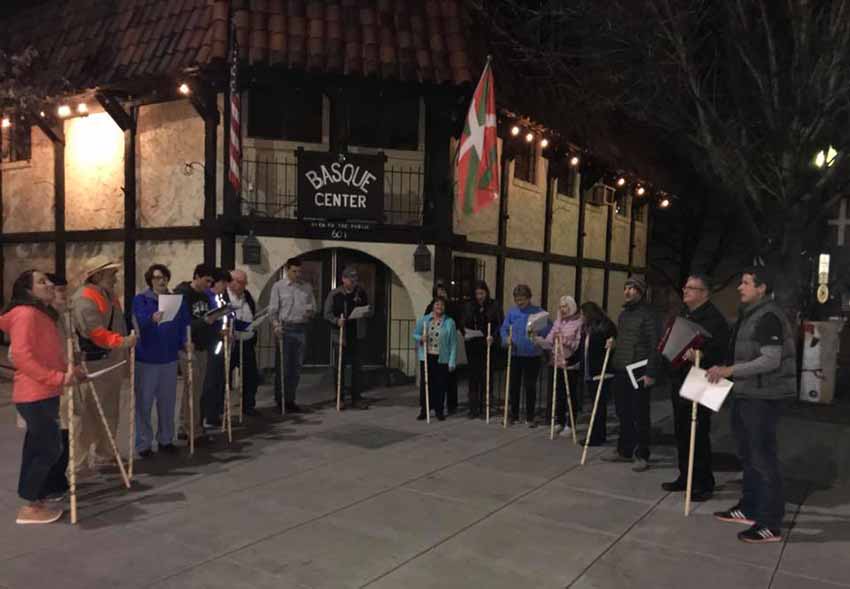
559 425 572 437
554 424 564 435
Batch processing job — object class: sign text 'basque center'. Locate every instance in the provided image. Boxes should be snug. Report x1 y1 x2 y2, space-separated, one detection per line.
297 150 385 222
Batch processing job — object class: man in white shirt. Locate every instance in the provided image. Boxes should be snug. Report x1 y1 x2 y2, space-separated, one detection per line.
269 258 316 413
226 270 260 416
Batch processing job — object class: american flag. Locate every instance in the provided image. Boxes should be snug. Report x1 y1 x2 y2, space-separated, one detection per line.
228 27 241 194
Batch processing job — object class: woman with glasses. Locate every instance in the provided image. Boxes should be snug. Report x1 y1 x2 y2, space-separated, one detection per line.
131 264 191 457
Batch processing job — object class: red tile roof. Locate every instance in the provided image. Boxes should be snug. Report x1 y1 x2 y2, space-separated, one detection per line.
0 0 472 92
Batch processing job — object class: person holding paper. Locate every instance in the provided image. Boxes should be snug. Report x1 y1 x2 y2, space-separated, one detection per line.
270 258 317 414
226 270 260 416
534 296 583 436
660 273 730 501
604 276 661 471
707 267 796 544
323 266 372 410
500 284 549 427
413 297 458 421
71 257 137 470
425 279 464 414
131 265 191 457
463 280 502 419
580 302 617 445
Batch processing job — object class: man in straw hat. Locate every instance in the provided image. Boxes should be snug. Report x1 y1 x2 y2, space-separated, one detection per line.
71 256 137 469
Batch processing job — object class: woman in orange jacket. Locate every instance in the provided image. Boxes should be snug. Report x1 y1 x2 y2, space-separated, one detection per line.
0 270 85 525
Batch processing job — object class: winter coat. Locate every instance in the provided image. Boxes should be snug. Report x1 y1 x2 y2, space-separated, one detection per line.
0 305 66 403
539 314 583 368
413 313 458 369
500 305 550 357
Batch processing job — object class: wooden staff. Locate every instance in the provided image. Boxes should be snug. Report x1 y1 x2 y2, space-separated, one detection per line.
582 343 612 466
186 325 194 456
336 317 344 412
550 336 560 440
222 326 233 443
72 337 131 489
502 326 513 428
423 340 431 424
563 365 578 444
485 323 492 424
64 311 78 524
128 329 136 480
278 332 285 416
685 350 701 517
238 338 245 425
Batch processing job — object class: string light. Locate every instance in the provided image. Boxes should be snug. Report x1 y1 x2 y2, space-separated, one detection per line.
540 138 549 148
636 186 646 196
1 117 10 129
76 103 88 115
57 105 72 118
660 198 671 209
39 111 46 118
569 156 580 167
616 177 626 187
178 83 191 96
510 125 520 137
525 132 534 143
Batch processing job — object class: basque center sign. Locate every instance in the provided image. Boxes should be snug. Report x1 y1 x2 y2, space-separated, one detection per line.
297 150 385 222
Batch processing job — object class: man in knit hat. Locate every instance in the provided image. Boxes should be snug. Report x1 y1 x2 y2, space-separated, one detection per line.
604 275 661 472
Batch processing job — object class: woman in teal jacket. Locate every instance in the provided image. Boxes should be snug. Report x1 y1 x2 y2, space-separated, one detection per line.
413 297 457 421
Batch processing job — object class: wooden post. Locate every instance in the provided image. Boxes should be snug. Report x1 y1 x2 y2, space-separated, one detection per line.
563 366 578 444
503 326 513 428
550 337 560 440
336 318 344 412
485 323 492 424
64 311 77 524
128 329 136 480
186 325 194 456
582 345 612 465
685 351 701 516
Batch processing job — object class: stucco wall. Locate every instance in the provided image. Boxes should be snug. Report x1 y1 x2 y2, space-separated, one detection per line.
611 216 630 264
607 270 629 314
550 192 579 258
64 112 125 230
2 243 55 303
506 158 546 252
582 267 605 310
633 220 648 267
1 126 55 232
547 263 577 317
583 204 607 261
138 100 205 227
134 240 204 293
502 257 543 314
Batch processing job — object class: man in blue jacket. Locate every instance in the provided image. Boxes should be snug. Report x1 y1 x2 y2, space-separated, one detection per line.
132 264 191 457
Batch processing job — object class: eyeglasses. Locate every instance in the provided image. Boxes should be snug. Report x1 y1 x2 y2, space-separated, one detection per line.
682 286 706 292
151 275 169 281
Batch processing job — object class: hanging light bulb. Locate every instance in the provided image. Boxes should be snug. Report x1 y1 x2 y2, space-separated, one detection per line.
178 83 191 96
1 117 10 129
616 177 626 187
636 186 646 196
569 156 580 167
57 105 72 118
539 138 549 149
660 198 671 209
510 125 520 136
525 132 534 143
76 103 88 115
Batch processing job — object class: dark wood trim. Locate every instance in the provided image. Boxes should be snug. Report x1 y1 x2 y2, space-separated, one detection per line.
425 93 454 283
240 217 435 245
54 131 66 280
96 93 135 132
495 152 510 303
220 7 237 269
602 204 613 311
575 182 587 304
628 200 637 273
201 88 219 266
0 226 203 244
541 164 555 309
123 105 138 314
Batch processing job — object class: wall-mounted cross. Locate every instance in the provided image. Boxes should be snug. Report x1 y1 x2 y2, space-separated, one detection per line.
828 198 850 247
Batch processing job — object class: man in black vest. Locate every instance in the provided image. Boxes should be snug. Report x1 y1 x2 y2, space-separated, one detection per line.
661 273 730 501
226 270 260 416
708 267 796 544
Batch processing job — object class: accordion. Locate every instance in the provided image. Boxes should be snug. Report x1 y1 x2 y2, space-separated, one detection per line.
657 316 712 367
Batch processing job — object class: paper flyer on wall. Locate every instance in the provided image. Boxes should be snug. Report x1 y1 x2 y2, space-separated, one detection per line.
526 311 550 334
626 359 648 389
679 365 734 412
87 360 127 380
157 294 183 323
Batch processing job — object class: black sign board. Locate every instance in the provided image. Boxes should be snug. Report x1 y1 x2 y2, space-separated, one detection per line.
297 150 385 222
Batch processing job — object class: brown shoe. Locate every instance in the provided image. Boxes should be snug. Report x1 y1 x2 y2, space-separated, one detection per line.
16 503 63 525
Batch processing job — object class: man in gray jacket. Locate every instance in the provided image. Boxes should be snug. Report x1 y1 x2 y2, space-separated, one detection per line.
708 266 796 544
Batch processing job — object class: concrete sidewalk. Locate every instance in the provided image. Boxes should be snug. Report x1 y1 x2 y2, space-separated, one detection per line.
0 380 848 589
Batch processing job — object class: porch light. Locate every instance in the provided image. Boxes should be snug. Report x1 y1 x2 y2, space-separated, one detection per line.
77 103 88 116
1 117 10 129
57 105 72 118
814 146 838 169
242 232 262 265
525 132 534 143
413 243 431 272
540 138 549 149
636 186 646 196
510 125 520 136
659 198 671 209
569 156 580 167
178 83 191 96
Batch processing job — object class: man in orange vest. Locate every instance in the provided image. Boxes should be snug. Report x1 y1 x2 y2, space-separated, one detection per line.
71 257 137 470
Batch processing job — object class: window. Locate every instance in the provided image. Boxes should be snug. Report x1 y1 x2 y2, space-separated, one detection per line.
452 256 485 302
247 86 323 143
349 90 419 150
615 193 630 217
587 183 612 206
633 200 646 222
513 141 536 184
556 163 578 198
0 121 31 163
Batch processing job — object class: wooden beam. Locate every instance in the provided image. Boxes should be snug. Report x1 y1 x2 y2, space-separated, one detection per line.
123 105 138 314
575 180 587 304
95 93 136 132
54 128 66 280
201 87 219 266
0 226 203 244
541 163 555 309
495 152 510 305
603 204 613 311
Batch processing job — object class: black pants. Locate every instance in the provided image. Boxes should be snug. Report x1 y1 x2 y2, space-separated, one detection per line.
466 341 490 415
447 370 458 413
16 397 66 502
731 397 784 529
509 355 541 421
275 329 306 406
232 338 258 411
546 367 581 426
586 378 611 445
419 354 449 416
613 372 651 460
335 338 363 402
671 381 715 490
201 343 226 424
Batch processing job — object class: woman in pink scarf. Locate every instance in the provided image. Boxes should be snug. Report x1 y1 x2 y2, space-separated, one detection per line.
534 296 583 436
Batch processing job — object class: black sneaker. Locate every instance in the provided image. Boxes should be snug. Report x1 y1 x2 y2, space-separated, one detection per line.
177 432 188 441
285 403 303 413
158 443 179 454
416 412 427 421
714 505 755 526
528 419 538 429
601 450 634 463
436 413 446 421
662 479 686 492
139 449 155 458
690 489 714 502
738 524 782 544
245 408 260 417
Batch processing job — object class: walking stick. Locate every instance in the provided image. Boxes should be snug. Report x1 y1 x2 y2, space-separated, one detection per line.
685 351 701 516
128 329 136 480
582 344 612 466
222 326 233 443
423 344 431 424
485 323 492 424
550 337 560 440
563 365 578 444
503 326 512 428
238 338 245 424
72 337 131 489
64 312 78 524
336 317 344 412
186 325 194 456
278 332 286 416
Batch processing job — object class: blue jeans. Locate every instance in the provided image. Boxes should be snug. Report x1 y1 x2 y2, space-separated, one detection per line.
16 397 65 501
275 329 306 406
730 397 785 529
135 361 178 451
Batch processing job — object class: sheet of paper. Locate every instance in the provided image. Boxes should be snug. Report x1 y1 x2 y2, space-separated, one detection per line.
464 329 484 341
526 311 550 334
205 304 234 322
626 359 648 389
249 309 270 331
679 366 734 412
158 294 183 323
88 360 127 380
348 305 371 320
